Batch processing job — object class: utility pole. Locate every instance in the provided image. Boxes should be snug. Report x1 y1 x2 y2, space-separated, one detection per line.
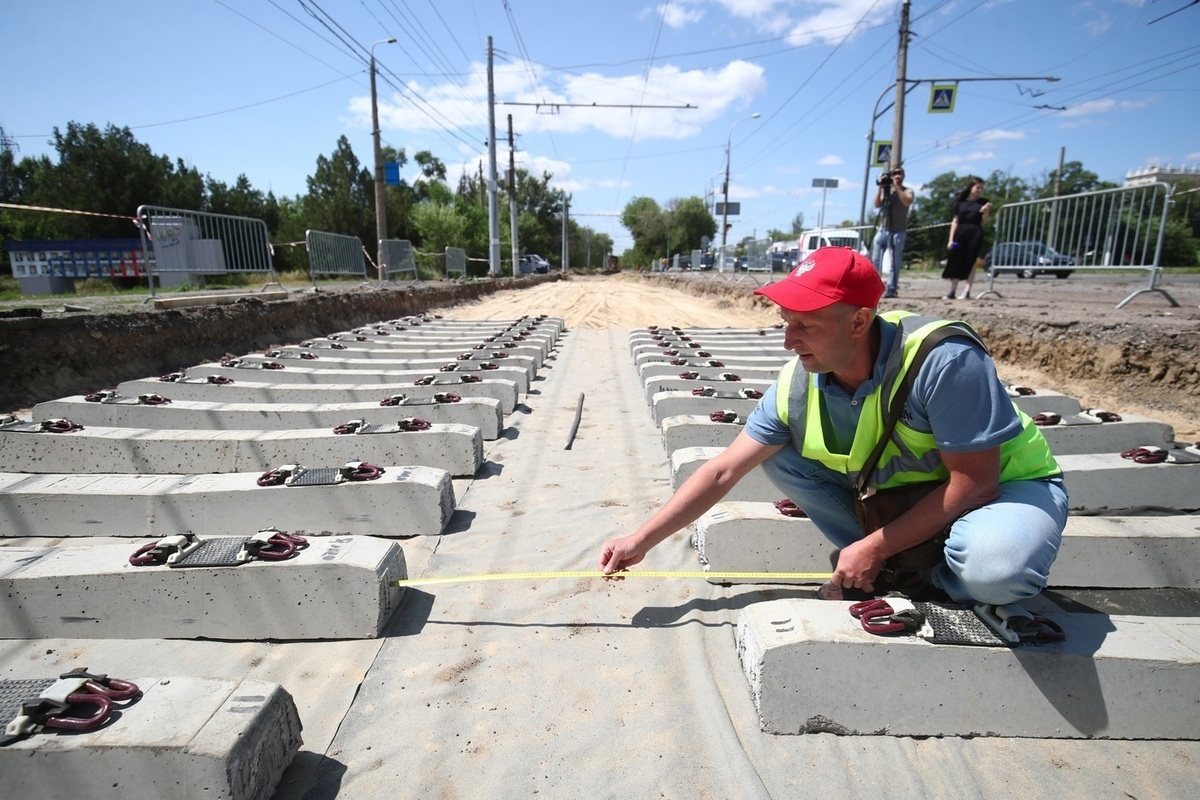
370 37 396 281
486 37 501 276
508 115 519 277
891 0 911 172
561 195 570 272
1049 145 1066 247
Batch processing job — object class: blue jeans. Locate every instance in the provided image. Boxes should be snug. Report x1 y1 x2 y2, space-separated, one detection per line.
759 446 1068 605
872 229 905 294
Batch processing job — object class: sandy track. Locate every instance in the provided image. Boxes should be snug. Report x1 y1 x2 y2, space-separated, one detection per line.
431 273 781 330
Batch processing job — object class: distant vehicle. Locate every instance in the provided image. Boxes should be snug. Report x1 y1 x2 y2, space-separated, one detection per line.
797 228 867 264
769 248 798 272
698 251 715 270
985 241 1075 279
745 253 771 272
733 255 749 271
518 254 551 274
670 253 692 270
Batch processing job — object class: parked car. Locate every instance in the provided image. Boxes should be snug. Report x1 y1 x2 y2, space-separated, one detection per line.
733 255 749 271
698 251 715 270
797 228 868 264
985 242 1074 279
518 254 551 274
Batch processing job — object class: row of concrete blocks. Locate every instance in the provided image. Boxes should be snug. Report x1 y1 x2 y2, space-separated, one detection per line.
0 316 563 800
633 327 1200 742
0 318 566 540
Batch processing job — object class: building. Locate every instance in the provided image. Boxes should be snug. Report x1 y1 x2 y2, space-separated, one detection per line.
1124 164 1200 187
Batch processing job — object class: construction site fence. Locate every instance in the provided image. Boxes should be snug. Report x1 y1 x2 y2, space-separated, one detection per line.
306 230 368 288
986 182 1178 308
136 205 278 298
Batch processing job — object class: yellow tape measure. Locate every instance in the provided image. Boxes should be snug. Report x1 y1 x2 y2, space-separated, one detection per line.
393 570 832 587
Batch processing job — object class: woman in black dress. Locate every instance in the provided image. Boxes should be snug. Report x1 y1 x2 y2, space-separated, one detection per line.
943 177 991 299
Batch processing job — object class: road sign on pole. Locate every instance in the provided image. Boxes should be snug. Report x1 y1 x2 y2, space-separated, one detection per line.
872 141 892 167
929 84 957 113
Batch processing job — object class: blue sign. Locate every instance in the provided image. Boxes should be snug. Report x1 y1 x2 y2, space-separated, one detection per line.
929 85 957 113
384 162 401 186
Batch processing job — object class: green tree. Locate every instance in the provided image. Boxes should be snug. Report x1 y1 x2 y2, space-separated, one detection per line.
1033 161 1117 199
303 136 373 244
789 212 806 235
620 196 667 267
667 196 717 255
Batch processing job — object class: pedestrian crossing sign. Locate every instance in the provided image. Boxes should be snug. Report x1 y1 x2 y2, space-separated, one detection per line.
929 84 957 113
873 141 892 167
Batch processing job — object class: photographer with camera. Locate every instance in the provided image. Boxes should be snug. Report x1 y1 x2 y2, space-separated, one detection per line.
871 165 914 299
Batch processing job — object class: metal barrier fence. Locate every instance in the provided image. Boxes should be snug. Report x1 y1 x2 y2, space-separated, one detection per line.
380 239 417 282
136 205 278 297
445 246 466 278
305 230 367 288
985 183 1177 308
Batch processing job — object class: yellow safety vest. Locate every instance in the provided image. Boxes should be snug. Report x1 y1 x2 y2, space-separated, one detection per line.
774 311 1061 489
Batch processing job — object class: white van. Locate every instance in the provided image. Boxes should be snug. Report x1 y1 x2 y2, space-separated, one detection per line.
796 228 868 264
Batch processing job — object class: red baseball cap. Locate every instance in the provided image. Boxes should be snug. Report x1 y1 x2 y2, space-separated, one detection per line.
753 247 883 312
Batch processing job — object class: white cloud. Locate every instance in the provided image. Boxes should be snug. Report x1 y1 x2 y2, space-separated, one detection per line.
710 0 889 46
817 154 844 166
658 1 705 29
357 58 769 144
931 151 997 169
1059 98 1146 118
1187 152 1200 162
977 129 1026 143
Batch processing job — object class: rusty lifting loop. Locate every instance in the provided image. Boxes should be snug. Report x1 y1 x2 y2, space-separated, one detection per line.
738 388 763 399
257 461 387 487
709 410 739 424
221 357 282 370
158 371 186 382
661 349 680 356
379 394 407 406
439 363 460 372
414 375 436 385
1007 385 1036 396
1121 446 1168 464
1 668 142 746
705 360 725 368
42 418 84 433
264 349 318 360
1033 412 1061 426
434 392 462 403
670 359 688 366
692 386 717 397
128 529 308 568
720 373 742 381
773 498 807 517
684 342 702 349
479 362 499 370
850 598 929 636
1085 409 1123 423
695 351 712 358
84 388 120 402
333 418 432 435
678 371 699 379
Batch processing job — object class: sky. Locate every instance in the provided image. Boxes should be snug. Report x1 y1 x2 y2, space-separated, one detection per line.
3 0 1198 254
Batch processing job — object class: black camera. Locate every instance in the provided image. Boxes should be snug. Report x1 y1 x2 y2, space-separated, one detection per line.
877 171 894 187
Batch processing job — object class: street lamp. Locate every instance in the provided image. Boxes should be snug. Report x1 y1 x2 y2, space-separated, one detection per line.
371 37 397 281
720 112 760 271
